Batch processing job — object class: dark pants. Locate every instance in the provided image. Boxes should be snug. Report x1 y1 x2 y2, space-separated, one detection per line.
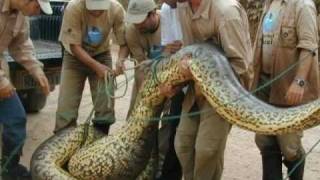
158 91 184 180
255 74 305 180
0 93 26 165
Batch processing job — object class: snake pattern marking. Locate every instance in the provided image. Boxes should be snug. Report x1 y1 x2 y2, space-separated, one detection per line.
31 44 320 179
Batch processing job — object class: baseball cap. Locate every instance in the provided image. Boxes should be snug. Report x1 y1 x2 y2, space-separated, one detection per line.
125 0 157 24
85 0 110 10
37 0 52 15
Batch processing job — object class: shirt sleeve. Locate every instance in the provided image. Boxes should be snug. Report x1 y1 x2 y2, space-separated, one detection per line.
58 2 83 53
112 4 126 46
218 6 253 89
8 18 44 77
176 2 194 45
296 1 318 51
125 25 147 63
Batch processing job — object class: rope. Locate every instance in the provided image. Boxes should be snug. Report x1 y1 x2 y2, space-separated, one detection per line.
81 106 95 147
0 56 147 175
138 47 319 179
0 46 317 176
0 141 24 175
143 47 318 122
151 58 164 84
114 49 320 180
284 138 320 180
80 68 133 143
103 72 129 99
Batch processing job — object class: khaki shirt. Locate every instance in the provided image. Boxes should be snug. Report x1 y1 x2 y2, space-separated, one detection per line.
261 0 283 74
125 12 162 63
125 11 162 88
125 14 161 114
59 0 126 56
177 0 254 89
126 20 161 83
241 0 264 44
253 0 320 105
0 0 44 89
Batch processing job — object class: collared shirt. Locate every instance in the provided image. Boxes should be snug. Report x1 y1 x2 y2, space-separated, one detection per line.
125 12 162 113
125 11 162 63
177 0 253 89
59 0 126 56
0 0 44 89
262 0 283 74
253 0 320 105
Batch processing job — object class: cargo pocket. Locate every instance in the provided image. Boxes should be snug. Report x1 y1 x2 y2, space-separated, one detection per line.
280 26 297 48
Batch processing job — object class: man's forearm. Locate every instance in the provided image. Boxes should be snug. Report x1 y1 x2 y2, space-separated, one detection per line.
294 49 315 80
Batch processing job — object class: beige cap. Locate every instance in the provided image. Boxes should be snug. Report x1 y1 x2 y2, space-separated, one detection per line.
85 0 110 10
125 0 156 24
37 0 52 15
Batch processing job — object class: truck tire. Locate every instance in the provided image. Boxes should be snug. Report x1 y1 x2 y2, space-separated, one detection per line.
17 88 47 113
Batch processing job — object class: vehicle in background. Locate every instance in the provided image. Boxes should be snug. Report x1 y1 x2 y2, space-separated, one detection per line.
4 0 66 112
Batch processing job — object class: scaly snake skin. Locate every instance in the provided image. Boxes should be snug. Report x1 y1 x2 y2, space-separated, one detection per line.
31 44 320 179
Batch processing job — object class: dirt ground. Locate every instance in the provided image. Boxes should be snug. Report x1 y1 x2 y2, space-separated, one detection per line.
20 57 320 180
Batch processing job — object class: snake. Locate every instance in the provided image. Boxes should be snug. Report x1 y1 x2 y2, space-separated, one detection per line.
31 43 320 179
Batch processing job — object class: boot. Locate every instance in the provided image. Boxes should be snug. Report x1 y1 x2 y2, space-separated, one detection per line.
284 157 305 180
2 154 31 180
93 122 110 134
261 152 283 180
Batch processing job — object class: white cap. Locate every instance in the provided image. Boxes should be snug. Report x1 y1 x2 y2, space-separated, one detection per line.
125 0 156 24
85 0 110 10
37 0 53 15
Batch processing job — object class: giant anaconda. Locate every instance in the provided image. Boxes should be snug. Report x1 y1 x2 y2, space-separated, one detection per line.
31 43 320 179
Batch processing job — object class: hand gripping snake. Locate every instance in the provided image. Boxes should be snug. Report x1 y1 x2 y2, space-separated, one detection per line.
31 43 320 179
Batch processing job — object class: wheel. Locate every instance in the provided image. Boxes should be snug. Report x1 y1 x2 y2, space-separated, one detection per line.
17 88 47 113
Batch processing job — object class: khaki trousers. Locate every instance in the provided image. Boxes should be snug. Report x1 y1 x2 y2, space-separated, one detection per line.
255 133 304 161
55 52 115 131
255 74 304 161
174 87 231 180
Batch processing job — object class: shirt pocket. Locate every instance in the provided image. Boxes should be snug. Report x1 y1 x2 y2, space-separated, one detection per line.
279 26 297 48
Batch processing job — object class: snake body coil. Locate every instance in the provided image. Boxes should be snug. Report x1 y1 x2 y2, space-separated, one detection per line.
31 44 320 179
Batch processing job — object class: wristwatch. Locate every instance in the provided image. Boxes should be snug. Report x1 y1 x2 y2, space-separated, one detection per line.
294 78 306 87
